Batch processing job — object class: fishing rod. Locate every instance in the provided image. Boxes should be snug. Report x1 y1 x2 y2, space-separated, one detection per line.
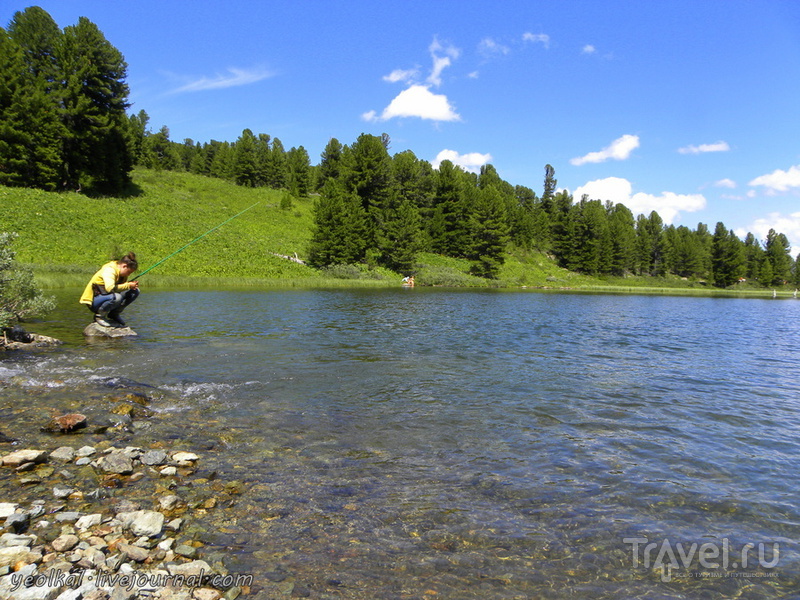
132 201 260 280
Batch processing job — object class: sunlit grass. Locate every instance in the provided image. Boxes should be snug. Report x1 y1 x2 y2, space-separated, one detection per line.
3 168 796 296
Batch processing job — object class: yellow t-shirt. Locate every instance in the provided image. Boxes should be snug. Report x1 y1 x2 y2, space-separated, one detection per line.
79 261 135 305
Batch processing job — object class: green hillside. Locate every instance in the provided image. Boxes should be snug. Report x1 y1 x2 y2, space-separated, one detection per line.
2 168 321 287
0 168 566 288
0 168 784 296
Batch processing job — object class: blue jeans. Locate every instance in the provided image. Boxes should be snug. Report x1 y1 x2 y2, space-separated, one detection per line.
90 288 140 316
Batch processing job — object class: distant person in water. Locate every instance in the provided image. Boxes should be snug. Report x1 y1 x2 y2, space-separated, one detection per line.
80 252 140 327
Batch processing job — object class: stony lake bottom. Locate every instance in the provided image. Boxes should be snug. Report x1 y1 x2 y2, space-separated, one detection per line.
2 288 800 599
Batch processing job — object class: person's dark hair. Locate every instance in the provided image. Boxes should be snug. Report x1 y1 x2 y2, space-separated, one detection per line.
118 252 138 271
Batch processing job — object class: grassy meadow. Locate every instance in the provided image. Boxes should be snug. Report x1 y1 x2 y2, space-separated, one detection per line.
0 168 790 297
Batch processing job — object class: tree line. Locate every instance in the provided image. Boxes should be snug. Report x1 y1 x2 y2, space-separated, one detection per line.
122 124 800 287
0 7 132 194
2 7 798 286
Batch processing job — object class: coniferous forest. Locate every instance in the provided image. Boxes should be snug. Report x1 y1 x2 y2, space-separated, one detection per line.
2 7 799 287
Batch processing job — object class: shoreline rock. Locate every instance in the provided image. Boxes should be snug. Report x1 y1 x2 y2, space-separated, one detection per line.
0 445 248 600
83 323 138 338
0 333 62 352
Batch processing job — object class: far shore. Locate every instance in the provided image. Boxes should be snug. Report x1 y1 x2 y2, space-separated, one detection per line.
31 269 799 300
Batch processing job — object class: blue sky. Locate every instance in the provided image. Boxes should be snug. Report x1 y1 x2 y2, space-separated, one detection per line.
5 1 800 252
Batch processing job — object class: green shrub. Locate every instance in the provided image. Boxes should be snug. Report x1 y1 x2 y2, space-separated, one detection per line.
0 233 55 328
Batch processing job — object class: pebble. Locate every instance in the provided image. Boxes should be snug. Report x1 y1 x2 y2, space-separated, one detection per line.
0 443 237 600
97 452 134 475
51 534 79 552
75 513 103 530
141 450 168 466
49 447 76 462
76 446 96 457
171 452 199 465
53 485 76 499
1 449 47 467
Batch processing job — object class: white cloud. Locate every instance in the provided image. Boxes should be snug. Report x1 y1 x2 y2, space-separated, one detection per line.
383 68 419 84
428 36 460 87
677 141 730 154
582 44 596 54
747 212 800 255
432 149 492 173
522 32 550 49
572 176 706 224
714 178 737 189
748 164 800 193
570 134 640 166
478 37 510 58
362 84 461 122
167 66 274 94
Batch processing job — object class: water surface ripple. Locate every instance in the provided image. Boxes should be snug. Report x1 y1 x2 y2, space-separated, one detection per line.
3 289 800 598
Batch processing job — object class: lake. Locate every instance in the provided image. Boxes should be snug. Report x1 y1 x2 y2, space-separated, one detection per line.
2 288 800 598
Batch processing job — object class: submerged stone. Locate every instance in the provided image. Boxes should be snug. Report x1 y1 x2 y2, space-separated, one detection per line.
43 413 87 433
83 322 138 338
2 449 47 467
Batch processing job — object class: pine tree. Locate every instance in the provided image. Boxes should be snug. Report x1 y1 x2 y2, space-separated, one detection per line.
542 164 557 212
317 138 343 191
142 126 181 171
265 137 287 189
286 146 310 197
377 194 422 273
711 222 744 287
59 16 132 192
392 150 435 250
341 134 393 212
232 129 259 187
468 186 510 278
430 160 474 257
764 229 792 285
742 232 763 281
3 9 64 189
668 225 705 278
308 180 368 266
209 142 233 179
606 203 636 275
793 254 800 287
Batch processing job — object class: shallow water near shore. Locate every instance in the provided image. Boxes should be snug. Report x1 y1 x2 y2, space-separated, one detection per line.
3 287 800 598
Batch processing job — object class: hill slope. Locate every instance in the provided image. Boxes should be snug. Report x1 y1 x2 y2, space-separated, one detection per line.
3 168 592 289
2 169 320 285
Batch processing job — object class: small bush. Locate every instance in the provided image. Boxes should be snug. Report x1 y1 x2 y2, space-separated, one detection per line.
0 233 55 328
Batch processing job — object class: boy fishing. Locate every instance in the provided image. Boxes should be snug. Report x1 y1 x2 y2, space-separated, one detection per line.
80 252 140 328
